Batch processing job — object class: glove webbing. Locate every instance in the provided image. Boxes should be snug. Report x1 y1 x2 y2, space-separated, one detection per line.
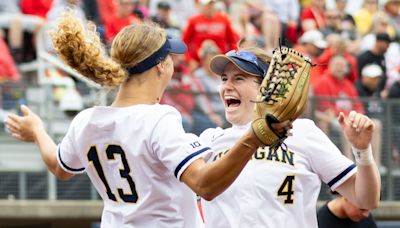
259 60 299 105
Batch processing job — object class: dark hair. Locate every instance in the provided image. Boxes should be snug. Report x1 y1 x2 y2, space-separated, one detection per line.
376 32 392 43
157 1 171 10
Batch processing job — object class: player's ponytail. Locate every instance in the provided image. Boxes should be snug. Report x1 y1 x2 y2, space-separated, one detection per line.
51 11 127 87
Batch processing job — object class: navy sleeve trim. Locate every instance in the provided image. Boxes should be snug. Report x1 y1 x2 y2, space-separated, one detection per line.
174 147 211 178
58 147 85 172
327 164 356 187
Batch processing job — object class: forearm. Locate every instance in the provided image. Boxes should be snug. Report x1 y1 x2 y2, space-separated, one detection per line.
353 163 381 209
34 127 70 179
185 130 260 200
338 146 381 209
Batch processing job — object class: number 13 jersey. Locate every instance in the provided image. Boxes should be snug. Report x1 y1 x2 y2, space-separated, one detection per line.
57 104 211 228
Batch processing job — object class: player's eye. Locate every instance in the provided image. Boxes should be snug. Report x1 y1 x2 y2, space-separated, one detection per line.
234 75 245 81
220 75 228 82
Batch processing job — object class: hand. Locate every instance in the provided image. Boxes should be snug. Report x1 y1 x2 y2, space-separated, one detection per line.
338 111 374 150
271 120 293 137
380 89 388 98
4 105 44 142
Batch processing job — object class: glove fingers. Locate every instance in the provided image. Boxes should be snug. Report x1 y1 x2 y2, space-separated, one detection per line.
274 60 311 120
251 47 312 146
290 64 311 119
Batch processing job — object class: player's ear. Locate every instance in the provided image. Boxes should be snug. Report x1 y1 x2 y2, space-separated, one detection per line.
155 62 164 77
156 56 171 77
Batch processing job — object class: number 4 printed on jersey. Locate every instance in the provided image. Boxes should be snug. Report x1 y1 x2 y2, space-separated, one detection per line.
277 175 295 204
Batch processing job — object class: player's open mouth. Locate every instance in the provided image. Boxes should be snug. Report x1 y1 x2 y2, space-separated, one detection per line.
225 96 241 107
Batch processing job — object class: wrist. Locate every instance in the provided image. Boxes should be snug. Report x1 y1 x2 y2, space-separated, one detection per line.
33 124 47 142
352 144 373 166
244 129 262 149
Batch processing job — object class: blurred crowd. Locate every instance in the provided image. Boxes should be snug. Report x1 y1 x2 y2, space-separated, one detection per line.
0 0 400 169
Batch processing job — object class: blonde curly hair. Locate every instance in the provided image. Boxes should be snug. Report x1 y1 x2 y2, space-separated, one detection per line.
51 11 167 87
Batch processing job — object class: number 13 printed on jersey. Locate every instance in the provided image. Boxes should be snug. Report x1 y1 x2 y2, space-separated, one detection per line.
88 144 139 203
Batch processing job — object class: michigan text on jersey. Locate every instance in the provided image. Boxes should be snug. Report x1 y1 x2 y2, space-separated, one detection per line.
213 147 294 166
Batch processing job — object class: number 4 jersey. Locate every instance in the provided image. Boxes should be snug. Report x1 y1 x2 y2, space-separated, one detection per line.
199 119 356 228
57 104 212 228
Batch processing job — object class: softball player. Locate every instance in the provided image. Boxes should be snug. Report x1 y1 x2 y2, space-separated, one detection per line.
200 47 381 228
4 12 289 228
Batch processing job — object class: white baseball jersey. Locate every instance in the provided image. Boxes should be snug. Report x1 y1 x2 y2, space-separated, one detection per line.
57 104 211 228
200 119 356 228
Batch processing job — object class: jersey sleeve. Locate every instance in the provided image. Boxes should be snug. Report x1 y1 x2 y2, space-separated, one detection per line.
298 119 357 190
151 107 213 180
57 113 86 174
199 127 224 162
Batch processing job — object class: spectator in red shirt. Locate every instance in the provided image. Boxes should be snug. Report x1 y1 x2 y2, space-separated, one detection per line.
0 36 20 82
104 0 141 44
293 30 327 85
182 0 239 72
313 55 364 159
20 0 53 19
97 0 116 26
300 0 326 33
316 34 359 84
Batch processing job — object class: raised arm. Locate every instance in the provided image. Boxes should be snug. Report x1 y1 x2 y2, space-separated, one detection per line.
5 105 74 180
181 121 291 201
335 111 381 209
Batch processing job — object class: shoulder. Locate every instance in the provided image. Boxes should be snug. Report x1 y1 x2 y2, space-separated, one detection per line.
70 107 95 125
313 77 332 91
215 12 230 20
291 118 324 140
344 79 356 88
199 127 225 143
292 118 317 131
187 13 202 22
150 104 185 125
314 75 331 85
156 104 181 115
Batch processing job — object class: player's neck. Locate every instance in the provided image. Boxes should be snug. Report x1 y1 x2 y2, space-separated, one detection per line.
111 96 160 107
112 72 165 107
112 83 161 107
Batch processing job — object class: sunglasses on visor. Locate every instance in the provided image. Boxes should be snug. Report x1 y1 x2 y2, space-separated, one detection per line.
225 50 268 76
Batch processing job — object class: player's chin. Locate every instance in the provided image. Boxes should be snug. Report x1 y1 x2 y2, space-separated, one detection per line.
226 110 249 126
225 112 238 125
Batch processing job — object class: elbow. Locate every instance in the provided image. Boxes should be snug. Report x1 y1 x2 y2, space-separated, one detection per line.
368 199 380 210
195 184 221 201
197 190 217 201
53 167 74 181
57 173 73 181
367 193 381 210
357 198 380 210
